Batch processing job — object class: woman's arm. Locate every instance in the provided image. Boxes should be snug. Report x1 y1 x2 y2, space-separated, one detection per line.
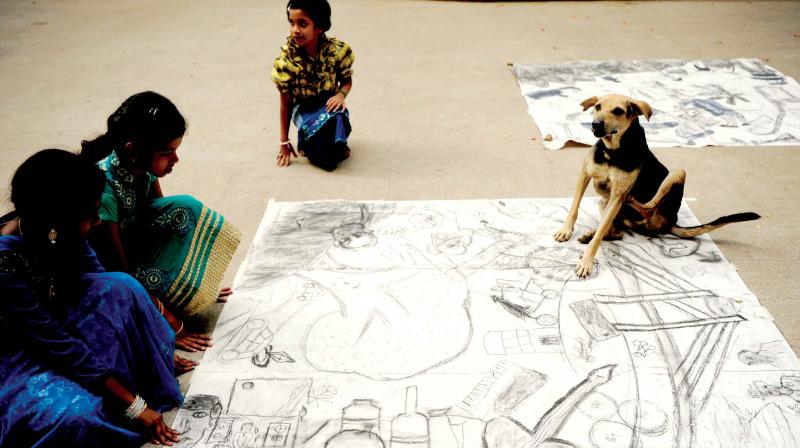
90 221 129 272
102 376 181 445
90 222 211 353
146 290 212 353
2 251 181 444
0 217 19 236
277 90 297 168
339 79 353 97
326 79 352 113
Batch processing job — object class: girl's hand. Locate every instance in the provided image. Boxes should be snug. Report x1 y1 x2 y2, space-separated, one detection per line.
176 332 213 352
277 142 297 167
326 93 346 113
217 286 234 303
137 408 181 446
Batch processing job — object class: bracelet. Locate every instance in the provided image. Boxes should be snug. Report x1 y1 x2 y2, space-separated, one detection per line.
176 321 185 336
124 394 148 420
155 298 164 315
280 140 291 146
337 90 348 98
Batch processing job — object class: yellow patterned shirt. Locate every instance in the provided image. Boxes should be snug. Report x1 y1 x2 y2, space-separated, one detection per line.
271 35 354 102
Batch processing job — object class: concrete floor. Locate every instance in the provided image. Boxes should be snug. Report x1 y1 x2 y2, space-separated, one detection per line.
1 0 799 440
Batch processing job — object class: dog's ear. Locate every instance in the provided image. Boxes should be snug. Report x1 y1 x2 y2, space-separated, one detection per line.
629 99 653 121
580 96 599 111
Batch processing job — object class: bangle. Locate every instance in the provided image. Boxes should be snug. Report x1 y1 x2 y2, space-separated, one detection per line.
176 321 185 336
280 140 291 146
155 298 164 315
125 394 148 420
337 90 348 98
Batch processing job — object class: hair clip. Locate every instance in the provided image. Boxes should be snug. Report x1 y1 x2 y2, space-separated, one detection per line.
148 107 159 116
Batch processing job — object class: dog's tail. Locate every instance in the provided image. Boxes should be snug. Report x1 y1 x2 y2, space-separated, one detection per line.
669 212 760 238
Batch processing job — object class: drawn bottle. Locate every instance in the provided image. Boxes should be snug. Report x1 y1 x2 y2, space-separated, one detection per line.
427 408 458 448
390 386 430 448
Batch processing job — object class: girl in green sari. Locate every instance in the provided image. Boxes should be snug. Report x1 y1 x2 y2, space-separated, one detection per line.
83 91 241 353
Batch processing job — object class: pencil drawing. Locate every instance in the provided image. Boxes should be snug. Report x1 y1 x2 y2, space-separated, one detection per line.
512 58 800 149
172 198 799 448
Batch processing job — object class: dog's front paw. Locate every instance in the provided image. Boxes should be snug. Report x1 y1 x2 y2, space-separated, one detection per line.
575 256 595 278
554 226 574 242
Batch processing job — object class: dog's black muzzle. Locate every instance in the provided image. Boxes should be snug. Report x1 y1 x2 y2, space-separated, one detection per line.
591 120 606 137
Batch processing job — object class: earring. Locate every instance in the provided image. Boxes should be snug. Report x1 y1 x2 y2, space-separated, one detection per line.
48 228 58 245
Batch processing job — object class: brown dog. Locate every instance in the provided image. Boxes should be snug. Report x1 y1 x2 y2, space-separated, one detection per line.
554 93 760 278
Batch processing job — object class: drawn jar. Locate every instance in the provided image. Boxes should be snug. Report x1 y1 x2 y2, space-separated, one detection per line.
325 429 385 448
342 399 382 433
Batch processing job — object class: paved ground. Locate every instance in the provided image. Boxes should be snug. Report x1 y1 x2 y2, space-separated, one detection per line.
1 0 799 441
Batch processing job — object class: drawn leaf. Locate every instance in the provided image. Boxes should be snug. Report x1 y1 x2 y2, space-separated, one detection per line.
269 351 296 363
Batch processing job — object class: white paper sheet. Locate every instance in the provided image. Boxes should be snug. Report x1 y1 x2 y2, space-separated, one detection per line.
512 59 800 149
173 198 800 448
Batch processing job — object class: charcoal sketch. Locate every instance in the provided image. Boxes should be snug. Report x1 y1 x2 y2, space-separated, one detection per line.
737 340 797 369
511 58 800 149
749 374 800 404
702 395 800 448
174 378 312 448
174 198 800 448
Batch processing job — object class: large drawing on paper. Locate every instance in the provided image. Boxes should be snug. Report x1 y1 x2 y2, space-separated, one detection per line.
511 58 800 149
174 198 800 448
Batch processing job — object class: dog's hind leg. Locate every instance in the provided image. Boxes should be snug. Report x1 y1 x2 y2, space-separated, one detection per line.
605 225 623 240
578 196 624 243
578 198 607 243
629 169 687 218
578 230 595 244
578 225 623 244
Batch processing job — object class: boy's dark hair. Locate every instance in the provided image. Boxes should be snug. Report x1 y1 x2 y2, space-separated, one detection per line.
81 91 186 163
287 0 331 32
11 149 105 245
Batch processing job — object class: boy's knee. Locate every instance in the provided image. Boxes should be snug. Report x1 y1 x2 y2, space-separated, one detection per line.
310 155 339 171
318 162 338 171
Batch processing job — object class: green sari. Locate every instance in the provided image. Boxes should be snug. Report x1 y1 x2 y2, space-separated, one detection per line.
97 151 240 316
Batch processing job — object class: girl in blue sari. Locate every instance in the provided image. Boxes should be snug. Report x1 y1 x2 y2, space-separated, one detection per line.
272 0 355 171
0 149 182 446
82 92 241 354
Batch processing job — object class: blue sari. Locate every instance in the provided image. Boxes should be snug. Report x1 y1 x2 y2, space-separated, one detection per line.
293 96 352 171
0 235 182 447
